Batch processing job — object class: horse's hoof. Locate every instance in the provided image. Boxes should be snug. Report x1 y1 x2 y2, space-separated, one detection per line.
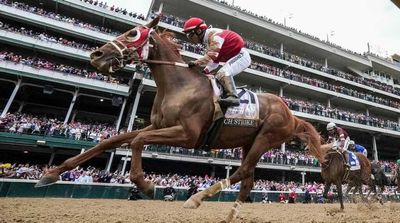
142 181 155 199
183 197 201 209
35 174 59 188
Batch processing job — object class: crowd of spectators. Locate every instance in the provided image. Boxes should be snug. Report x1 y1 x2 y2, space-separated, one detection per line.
79 0 146 20
144 145 400 173
0 0 120 35
1 162 398 195
3 0 400 103
0 113 117 142
0 20 97 51
146 145 320 167
1 111 398 173
0 51 121 84
245 40 399 94
249 62 400 109
282 97 400 131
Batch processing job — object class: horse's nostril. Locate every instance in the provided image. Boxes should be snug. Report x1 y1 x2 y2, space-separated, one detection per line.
90 50 103 59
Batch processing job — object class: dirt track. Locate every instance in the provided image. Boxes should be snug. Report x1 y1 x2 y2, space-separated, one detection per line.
1 198 399 223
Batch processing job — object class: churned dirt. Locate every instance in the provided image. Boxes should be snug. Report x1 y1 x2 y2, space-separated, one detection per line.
1 198 399 223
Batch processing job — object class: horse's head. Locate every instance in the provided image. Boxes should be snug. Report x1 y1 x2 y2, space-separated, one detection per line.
90 16 160 73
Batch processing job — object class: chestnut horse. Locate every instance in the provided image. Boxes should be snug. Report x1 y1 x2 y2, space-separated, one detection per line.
36 17 325 222
320 143 373 209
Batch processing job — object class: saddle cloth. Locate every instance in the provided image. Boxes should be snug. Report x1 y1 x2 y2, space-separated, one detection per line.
348 151 360 171
209 76 260 128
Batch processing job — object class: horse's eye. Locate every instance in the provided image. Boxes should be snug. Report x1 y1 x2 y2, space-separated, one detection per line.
127 30 139 40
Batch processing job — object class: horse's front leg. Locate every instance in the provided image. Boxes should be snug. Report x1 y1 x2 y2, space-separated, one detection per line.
36 125 154 187
129 125 194 198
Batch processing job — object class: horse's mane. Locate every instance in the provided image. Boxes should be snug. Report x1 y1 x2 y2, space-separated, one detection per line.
158 30 181 57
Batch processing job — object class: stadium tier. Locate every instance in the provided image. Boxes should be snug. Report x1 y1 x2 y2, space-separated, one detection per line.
0 0 399 184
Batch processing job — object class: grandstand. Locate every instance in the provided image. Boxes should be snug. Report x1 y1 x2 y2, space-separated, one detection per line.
0 0 399 187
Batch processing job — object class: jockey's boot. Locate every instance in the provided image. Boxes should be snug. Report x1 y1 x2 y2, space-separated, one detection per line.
219 75 240 107
343 151 351 169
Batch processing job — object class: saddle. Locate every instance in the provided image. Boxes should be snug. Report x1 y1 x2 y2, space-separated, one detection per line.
197 76 259 151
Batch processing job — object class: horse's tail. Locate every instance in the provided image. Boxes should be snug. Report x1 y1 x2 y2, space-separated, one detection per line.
293 117 325 163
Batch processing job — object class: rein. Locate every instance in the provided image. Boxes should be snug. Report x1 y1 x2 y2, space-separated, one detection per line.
142 59 189 68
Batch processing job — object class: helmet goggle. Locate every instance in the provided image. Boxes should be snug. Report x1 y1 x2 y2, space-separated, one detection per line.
185 29 197 39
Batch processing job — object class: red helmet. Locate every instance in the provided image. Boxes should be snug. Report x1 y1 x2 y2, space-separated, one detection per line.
183 17 207 33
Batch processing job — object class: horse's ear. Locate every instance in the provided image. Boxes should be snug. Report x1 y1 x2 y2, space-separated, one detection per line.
145 16 160 28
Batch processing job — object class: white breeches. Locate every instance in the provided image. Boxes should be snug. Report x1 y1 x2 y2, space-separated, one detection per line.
219 48 251 77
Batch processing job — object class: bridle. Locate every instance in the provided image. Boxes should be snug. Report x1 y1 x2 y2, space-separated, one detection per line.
105 26 154 73
107 26 188 72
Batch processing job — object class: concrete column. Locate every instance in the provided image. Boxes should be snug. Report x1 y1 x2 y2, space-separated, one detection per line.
280 43 284 56
64 89 79 125
127 84 144 131
115 98 127 132
225 165 232 179
48 150 56 166
281 143 286 153
71 110 77 123
121 157 128 175
366 108 369 116
324 58 328 68
106 152 115 172
372 135 378 161
17 101 25 113
211 165 216 178
281 171 286 182
397 117 400 125
279 87 284 97
301 171 306 186
1 79 22 118
327 98 331 108
76 148 85 169
121 149 130 174
158 2 163 13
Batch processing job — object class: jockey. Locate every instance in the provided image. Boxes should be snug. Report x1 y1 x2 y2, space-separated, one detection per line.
182 17 252 107
348 140 367 157
326 122 351 168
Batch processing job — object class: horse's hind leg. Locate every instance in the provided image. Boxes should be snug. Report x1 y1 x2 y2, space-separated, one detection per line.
357 184 367 202
336 181 345 210
323 182 331 201
224 146 253 223
36 125 154 187
185 135 274 222
344 182 355 203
